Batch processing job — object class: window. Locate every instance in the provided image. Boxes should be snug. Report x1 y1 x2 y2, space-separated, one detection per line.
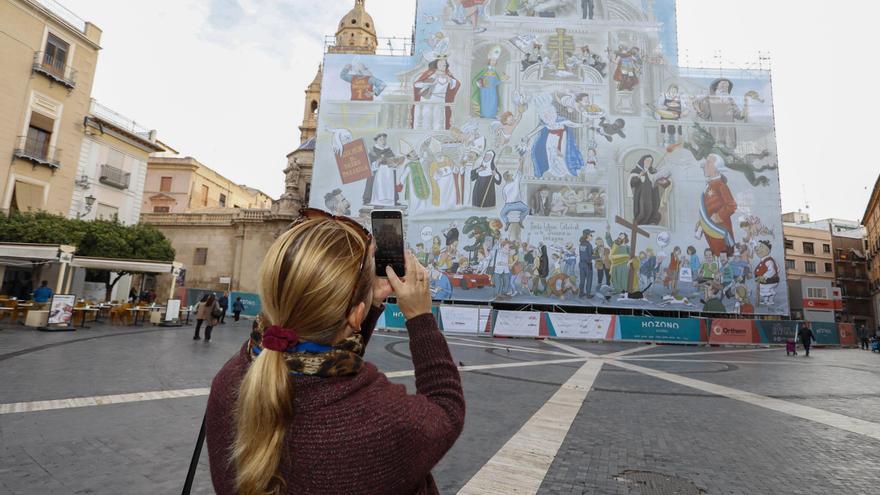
24 111 55 160
807 287 827 299
194 248 208 266
784 239 793 250
160 177 173 192
10 181 45 212
219 193 227 208
785 259 796 270
803 242 815 255
95 203 118 221
805 261 817 273
201 185 209 207
311 100 318 114
153 206 170 213
305 183 311 204
825 262 833 273
43 33 69 77
822 244 831 254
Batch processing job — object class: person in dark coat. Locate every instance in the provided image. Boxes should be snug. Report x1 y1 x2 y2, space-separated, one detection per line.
218 291 229 324
205 216 463 495
797 322 815 357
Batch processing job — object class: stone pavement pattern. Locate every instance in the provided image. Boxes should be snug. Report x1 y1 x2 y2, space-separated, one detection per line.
0 319 878 494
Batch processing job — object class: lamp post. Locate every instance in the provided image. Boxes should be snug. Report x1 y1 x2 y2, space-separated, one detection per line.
77 194 96 219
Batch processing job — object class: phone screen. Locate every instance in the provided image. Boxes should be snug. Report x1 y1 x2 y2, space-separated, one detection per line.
372 212 405 277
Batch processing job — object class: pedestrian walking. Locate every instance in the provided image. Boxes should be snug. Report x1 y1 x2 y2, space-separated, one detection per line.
205 211 463 495
232 297 244 322
194 293 221 342
218 291 229 324
858 324 869 350
797 322 815 357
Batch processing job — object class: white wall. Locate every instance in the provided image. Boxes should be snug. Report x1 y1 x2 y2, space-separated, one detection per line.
69 137 148 225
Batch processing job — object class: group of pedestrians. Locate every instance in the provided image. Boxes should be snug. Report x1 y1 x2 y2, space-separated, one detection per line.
192 291 245 342
857 324 879 352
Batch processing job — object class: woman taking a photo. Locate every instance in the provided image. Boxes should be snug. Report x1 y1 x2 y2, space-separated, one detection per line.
206 210 465 495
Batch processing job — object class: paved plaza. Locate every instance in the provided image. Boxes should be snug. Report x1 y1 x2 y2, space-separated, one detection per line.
1 319 879 494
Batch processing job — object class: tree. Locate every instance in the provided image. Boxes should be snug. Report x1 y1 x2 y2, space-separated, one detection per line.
0 212 175 293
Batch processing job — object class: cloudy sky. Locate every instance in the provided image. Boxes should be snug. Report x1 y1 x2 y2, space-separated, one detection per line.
59 0 875 221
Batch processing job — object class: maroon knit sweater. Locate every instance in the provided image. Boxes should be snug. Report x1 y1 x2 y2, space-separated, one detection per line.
205 308 465 494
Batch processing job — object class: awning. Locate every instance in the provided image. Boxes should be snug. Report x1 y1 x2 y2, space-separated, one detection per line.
70 257 176 274
13 181 45 211
0 243 71 261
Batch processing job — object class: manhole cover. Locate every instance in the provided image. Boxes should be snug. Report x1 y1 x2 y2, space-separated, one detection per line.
614 470 705 495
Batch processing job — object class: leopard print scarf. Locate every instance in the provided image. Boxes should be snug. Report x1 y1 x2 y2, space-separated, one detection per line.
249 314 365 377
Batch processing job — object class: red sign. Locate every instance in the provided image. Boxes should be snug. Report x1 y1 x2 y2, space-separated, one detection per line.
335 139 372 185
350 76 375 101
803 298 843 310
838 323 857 346
708 319 760 344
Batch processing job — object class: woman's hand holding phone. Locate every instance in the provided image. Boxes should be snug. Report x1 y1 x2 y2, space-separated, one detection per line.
385 251 432 321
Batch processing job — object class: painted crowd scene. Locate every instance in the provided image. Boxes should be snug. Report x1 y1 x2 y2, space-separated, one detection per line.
310 0 787 316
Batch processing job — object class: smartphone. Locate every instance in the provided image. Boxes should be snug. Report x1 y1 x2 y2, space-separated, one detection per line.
371 210 406 278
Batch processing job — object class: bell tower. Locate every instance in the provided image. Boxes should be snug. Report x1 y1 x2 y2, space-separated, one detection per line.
278 0 380 214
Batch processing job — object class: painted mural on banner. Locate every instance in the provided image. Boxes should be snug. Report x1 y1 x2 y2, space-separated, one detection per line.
310 0 787 315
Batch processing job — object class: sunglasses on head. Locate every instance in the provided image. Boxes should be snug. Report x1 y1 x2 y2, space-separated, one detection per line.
293 208 373 310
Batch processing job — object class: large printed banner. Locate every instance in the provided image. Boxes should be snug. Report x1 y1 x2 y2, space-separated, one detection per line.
309 0 788 316
492 310 542 338
754 320 798 344
810 322 841 346
708 319 760 345
545 313 614 340
617 316 703 343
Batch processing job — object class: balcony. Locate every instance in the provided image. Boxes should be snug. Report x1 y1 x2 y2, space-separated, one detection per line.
32 51 77 89
12 135 61 169
99 164 131 190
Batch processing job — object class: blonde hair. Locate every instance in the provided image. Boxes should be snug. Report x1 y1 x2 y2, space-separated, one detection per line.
233 217 373 495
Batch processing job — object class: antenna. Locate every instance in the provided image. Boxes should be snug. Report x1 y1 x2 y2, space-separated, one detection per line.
802 184 811 211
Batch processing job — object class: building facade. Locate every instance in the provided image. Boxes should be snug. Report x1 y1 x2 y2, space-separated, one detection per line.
67 99 163 224
832 231 873 330
0 0 102 215
782 219 836 322
863 174 880 333
143 155 272 214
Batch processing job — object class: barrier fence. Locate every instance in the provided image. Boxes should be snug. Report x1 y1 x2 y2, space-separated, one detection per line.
380 305 860 347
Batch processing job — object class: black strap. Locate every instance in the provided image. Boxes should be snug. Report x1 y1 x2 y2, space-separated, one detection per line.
182 413 207 495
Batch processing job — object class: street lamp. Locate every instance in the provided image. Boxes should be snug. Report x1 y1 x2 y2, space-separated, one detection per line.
77 194 96 219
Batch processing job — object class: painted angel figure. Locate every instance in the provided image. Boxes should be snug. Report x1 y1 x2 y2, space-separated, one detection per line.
522 105 586 178
490 91 529 150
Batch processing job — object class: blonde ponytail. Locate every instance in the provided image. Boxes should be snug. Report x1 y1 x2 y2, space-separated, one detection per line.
231 216 373 493
233 349 293 495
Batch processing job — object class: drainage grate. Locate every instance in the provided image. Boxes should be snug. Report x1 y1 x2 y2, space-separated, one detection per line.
613 470 706 495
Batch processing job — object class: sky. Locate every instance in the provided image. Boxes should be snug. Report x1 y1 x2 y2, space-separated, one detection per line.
57 0 877 222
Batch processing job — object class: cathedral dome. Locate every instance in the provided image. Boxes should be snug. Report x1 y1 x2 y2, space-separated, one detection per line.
337 0 376 37
331 0 377 54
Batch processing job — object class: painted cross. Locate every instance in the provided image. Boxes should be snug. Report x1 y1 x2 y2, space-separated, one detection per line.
547 28 575 70
614 215 650 292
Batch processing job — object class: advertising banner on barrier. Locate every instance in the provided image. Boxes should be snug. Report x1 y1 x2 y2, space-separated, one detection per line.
838 323 857 346
810 322 841 345
383 303 407 330
492 310 542 338
618 316 703 343
479 309 492 334
755 320 798 344
708 319 760 345
439 306 482 334
230 292 262 318
545 314 614 340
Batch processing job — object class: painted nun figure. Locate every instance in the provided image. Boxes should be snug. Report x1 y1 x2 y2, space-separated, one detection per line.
471 150 503 208
525 105 586 178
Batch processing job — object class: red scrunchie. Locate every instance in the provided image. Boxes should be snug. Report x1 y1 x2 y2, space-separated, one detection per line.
261 325 300 352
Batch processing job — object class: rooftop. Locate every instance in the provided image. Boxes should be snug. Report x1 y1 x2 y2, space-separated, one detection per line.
31 0 86 33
